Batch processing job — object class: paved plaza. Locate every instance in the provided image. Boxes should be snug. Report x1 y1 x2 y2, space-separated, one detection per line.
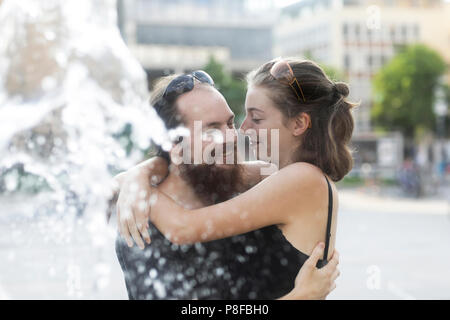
0 187 449 300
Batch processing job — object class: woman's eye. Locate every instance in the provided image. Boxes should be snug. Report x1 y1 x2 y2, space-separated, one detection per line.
252 119 261 124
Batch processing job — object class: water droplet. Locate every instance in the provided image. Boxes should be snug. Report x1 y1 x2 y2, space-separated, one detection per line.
153 280 166 298
5 173 18 191
36 135 46 145
149 268 158 279
44 30 56 41
41 76 57 91
158 257 166 266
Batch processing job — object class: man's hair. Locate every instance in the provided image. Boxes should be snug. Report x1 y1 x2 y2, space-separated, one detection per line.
150 75 184 163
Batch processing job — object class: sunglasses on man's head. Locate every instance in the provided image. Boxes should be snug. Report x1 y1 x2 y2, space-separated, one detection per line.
163 70 215 102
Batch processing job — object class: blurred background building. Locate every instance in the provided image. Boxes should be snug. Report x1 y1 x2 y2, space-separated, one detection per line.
274 1 449 179
275 0 450 133
117 0 276 85
116 0 450 183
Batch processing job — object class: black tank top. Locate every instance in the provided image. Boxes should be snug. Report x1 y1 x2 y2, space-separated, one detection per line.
115 175 333 299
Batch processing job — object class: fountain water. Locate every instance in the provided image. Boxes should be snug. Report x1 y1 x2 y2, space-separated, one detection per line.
0 0 170 298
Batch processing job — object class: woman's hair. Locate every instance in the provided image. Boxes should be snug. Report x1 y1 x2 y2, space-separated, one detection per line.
246 58 358 181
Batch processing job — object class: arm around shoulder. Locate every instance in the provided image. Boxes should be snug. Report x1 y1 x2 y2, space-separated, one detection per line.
150 162 318 244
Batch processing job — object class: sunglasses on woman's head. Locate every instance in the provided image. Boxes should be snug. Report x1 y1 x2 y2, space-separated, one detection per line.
163 70 215 102
270 60 306 102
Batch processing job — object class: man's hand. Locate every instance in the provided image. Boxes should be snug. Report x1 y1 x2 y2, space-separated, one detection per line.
280 242 340 300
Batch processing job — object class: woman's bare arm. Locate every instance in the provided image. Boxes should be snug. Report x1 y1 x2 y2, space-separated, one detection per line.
112 157 276 248
150 162 329 256
237 160 278 192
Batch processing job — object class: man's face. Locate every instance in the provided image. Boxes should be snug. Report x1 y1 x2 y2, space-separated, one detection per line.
174 84 238 167
172 84 243 204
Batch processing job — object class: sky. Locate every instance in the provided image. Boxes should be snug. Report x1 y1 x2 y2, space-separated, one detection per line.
275 0 302 7
274 0 450 6
266 0 450 10
246 0 301 11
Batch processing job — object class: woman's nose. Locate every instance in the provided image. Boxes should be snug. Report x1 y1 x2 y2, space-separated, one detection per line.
240 117 250 132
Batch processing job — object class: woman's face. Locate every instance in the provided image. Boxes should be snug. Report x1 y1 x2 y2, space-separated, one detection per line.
240 85 300 167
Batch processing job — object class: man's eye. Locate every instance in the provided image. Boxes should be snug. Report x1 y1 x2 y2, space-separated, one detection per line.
228 122 235 128
252 119 261 124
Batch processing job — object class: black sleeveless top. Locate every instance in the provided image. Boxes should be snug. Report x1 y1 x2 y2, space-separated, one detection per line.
115 175 333 299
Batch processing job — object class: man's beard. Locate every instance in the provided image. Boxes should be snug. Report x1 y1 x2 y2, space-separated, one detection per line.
179 163 244 205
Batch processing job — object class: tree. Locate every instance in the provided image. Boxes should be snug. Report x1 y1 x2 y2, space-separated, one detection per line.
371 44 447 139
303 50 346 82
203 56 247 122
321 64 346 83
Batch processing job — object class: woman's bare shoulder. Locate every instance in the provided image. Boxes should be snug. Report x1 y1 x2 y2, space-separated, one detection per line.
276 162 327 187
271 162 331 210
277 163 334 226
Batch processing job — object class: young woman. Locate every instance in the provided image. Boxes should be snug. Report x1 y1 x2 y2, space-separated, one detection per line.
115 58 355 299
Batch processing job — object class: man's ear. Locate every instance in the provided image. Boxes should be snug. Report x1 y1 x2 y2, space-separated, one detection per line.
292 112 311 136
170 139 184 165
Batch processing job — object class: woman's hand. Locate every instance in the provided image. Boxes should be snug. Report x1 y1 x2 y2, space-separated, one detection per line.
113 157 169 249
279 243 340 300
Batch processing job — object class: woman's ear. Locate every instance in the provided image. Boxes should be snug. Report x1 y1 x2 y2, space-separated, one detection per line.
291 112 311 136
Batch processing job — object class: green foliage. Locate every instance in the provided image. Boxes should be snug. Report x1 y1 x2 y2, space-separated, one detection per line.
337 175 398 188
203 56 247 123
0 166 51 194
321 64 346 83
446 84 450 137
113 123 134 156
336 175 364 188
303 51 346 82
446 84 450 105
371 44 447 138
